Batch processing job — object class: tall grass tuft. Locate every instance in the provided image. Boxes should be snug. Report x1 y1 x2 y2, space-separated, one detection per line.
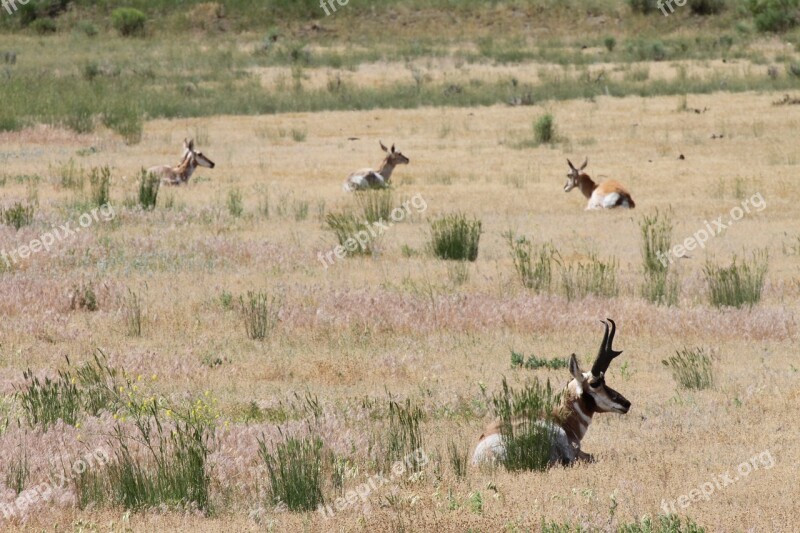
123 288 144 337
505 231 559 293
1 201 35 230
490 378 561 472
662 347 714 390
89 165 111 208
239 290 281 340
561 254 619 301
640 210 679 305
354 189 393 224
325 212 375 256
227 188 244 218
16 367 82 428
386 398 425 472
534 113 556 144
429 213 482 261
704 250 768 308
5 450 29 495
258 434 326 512
137 169 159 210
447 440 468 480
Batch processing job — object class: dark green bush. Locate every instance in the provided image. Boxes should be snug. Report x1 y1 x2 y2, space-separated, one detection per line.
112 8 147 37
747 0 800 32
689 0 726 15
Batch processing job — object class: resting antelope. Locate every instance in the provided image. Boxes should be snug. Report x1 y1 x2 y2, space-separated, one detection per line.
343 141 410 192
147 138 215 186
472 319 631 466
564 158 635 210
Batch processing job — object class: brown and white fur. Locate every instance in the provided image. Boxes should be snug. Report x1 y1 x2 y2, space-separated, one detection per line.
147 138 215 186
472 319 631 466
343 141 410 192
565 158 635 210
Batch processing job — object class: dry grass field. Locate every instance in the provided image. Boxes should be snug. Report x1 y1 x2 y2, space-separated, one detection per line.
1 2 800 532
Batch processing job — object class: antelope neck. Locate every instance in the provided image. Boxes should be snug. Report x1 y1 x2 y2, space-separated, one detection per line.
577 174 598 199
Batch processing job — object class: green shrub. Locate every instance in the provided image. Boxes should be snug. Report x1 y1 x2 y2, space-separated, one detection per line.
227 188 244 217
490 378 561 472
429 213 482 262
258 434 326 512
31 18 57 35
74 20 99 37
640 210 679 306
662 347 714 390
137 169 159 210
239 290 281 340
704 250 768 308
1 201 35 230
534 113 556 144
325 212 376 256
112 8 147 37
354 189 393 224
386 398 425 472
505 231 559 293
560 254 619 301
103 103 143 145
16 368 82 428
89 165 111 208
604 36 617 52
747 0 800 32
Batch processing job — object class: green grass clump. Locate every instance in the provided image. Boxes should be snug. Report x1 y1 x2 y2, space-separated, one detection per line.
510 351 569 370
490 378 561 472
1 201 35 230
354 189 394 224
505 231 559 293
533 113 556 144
227 188 244 218
16 367 82 428
429 213 482 262
123 288 144 337
258 434 326 512
89 165 111 208
386 398 425 472
239 290 281 340
325 211 377 256
561 254 619 301
640 210 679 306
747 0 799 32
704 250 768 308
137 169 159 210
112 8 147 37
662 347 714 390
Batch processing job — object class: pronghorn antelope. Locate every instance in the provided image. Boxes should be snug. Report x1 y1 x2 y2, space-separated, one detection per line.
472 319 631 466
343 141 410 192
147 138 215 186
564 158 635 210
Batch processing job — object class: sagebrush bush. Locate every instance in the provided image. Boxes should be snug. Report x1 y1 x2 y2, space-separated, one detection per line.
137 169 159 210
325 212 376 256
429 213 482 261
1 201 35 230
112 8 147 37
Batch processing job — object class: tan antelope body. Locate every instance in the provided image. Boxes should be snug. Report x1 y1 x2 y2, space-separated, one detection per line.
565 158 635 210
147 138 215 186
472 319 631 466
343 141 410 192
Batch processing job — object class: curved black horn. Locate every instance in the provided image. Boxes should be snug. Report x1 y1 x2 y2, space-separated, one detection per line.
591 319 623 377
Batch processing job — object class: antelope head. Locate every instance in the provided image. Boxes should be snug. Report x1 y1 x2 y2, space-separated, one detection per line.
564 157 589 193
380 141 410 167
183 137 216 170
569 319 631 415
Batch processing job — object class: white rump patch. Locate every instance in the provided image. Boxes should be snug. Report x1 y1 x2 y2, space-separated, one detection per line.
601 192 622 208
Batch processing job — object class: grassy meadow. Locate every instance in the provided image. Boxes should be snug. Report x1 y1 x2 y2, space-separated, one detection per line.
0 1 799 532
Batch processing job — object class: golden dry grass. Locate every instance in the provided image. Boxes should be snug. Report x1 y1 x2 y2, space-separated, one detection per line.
0 88 798 531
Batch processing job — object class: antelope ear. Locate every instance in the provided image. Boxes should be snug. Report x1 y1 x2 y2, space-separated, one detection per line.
580 157 589 170
567 159 576 171
380 141 389 152
391 144 396 153
186 138 195 151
